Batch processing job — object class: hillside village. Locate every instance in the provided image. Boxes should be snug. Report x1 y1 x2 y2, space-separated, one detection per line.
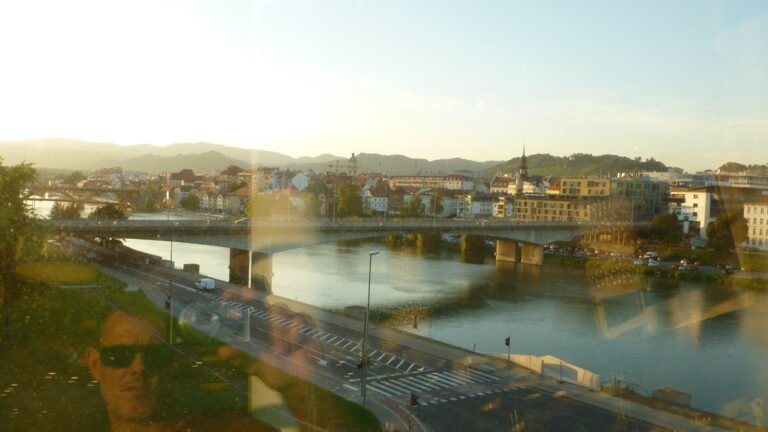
41 149 768 252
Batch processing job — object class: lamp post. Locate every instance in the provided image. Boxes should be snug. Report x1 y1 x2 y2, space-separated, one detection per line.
361 251 380 408
166 207 178 345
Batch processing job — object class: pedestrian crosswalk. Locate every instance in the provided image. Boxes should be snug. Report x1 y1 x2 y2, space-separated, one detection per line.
364 368 499 397
198 296 428 375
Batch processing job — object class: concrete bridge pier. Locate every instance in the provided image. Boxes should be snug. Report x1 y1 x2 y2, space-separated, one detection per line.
496 240 543 266
520 243 544 265
229 249 273 292
495 239 520 263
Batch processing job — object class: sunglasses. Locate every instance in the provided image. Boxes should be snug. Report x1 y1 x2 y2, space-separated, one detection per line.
100 344 173 369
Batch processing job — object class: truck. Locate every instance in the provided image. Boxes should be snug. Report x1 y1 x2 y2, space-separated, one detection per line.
194 278 216 291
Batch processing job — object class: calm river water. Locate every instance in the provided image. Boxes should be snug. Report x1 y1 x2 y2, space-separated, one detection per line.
121 235 768 423
34 202 767 423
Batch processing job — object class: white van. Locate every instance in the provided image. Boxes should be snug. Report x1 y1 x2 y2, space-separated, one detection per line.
194 278 216 291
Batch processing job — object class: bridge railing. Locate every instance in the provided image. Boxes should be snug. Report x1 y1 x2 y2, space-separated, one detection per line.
41 218 643 231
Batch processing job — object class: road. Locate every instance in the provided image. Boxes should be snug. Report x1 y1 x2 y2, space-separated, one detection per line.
65 238 740 431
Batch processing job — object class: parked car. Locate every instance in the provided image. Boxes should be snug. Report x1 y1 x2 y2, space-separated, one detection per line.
648 259 660 267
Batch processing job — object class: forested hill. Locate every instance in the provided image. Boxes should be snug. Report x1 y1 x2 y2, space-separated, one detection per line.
483 153 669 177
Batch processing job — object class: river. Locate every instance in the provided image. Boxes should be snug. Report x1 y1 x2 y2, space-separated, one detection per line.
119 236 768 423
33 203 768 423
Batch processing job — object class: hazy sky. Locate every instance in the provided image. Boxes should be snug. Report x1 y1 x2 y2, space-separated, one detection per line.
1 0 766 171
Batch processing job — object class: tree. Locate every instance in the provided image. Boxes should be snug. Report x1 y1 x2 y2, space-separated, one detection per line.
143 193 159 212
49 202 83 219
402 196 425 217
647 213 682 245
304 181 327 196
60 170 86 185
179 193 200 211
0 159 41 306
227 181 247 193
303 193 321 218
336 183 362 217
244 195 278 218
429 193 443 217
89 204 126 220
707 212 747 253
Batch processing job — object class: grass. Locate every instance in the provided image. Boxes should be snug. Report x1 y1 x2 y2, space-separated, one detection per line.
15 261 97 284
2 254 381 431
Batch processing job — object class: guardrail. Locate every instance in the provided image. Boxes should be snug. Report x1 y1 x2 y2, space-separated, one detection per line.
41 218 644 231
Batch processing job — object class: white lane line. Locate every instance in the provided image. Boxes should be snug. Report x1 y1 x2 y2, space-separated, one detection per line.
376 380 414 395
375 352 387 362
407 376 442 390
390 378 432 392
455 368 494 383
326 336 339 343
428 373 464 387
406 363 415 373
367 383 398 397
319 334 333 341
334 338 348 346
445 371 472 385
341 341 355 349
386 356 397 366
395 359 405 369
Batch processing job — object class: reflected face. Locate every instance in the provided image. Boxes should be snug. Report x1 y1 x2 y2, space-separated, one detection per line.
87 313 163 425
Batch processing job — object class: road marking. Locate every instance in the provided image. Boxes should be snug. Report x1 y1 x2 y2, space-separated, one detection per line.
327 336 339 343
427 372 464 387
341 341 355 349
406 376 442 390
395 359 405 369
406 363 415 373
386 356 396 365
375 352 387 362
334 338 348 346
390 377 432 392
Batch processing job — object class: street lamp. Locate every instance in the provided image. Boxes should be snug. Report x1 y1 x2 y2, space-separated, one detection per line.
361 251 380 407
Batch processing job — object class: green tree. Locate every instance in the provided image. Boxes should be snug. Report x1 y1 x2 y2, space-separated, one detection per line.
49 202 83 219
227 180 247 193
303 193 321 218
304 181 327 196
647 213 682 245
402 196 425 217
89 204 126 220
429 194 443 217
707 212 747 253
179 193 200 211
336 184 362 217
60 170 86 185
143 193 159 212
244 195 275 218
0 159 41 306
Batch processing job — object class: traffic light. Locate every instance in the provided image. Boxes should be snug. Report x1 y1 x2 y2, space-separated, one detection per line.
410 392 420 406
504 336 510 347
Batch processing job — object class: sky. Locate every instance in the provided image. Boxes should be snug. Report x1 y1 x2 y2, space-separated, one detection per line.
0 0 766 172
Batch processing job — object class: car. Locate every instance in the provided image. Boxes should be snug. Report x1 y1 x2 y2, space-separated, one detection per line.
648 259 660 267
680 259 690 265
644 251 659 259
633 259 645 265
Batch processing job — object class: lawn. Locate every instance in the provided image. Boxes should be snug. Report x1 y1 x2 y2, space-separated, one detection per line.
2 257 381 431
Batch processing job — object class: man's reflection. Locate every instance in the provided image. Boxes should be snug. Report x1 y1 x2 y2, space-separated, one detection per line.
86 311 166 431
86 311 277 431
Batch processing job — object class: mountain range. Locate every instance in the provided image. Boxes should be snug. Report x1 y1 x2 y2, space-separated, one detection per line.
0 138 503 175
1 138 684 178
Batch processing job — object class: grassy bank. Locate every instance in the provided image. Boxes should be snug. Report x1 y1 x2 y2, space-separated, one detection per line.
2 254 380 431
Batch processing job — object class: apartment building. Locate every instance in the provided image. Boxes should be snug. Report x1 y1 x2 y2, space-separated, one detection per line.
744 201 768 250
390 175 474 191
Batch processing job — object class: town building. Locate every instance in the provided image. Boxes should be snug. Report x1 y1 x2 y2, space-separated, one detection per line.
744 201 768 250
390 175 474 191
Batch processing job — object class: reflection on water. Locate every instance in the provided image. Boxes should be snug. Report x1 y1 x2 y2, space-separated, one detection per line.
122 238 768 420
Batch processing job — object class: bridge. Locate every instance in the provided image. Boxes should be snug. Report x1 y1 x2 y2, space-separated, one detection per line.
32 185 141 206
44 218 642 291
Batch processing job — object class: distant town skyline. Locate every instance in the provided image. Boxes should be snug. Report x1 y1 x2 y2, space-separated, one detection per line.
1 0 766 172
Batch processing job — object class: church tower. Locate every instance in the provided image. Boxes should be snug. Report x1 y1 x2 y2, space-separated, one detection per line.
515 145 528 194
